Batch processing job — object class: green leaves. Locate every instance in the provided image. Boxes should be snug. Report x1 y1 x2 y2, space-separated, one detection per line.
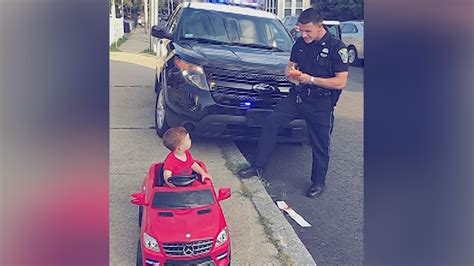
312 0 364 21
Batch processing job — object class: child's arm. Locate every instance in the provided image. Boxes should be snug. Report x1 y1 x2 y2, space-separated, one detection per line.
191 162 212 181
163 169 176 187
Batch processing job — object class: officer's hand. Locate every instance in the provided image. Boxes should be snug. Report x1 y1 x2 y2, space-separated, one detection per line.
297 73 312 84
286 65 300 84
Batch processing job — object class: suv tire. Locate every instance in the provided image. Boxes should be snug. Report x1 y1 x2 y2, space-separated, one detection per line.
155 86 170 137
154 73 160 93
348 46 359 66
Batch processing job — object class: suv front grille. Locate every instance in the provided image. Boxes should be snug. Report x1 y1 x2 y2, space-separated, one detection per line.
205 67 292 108
162 239 214 256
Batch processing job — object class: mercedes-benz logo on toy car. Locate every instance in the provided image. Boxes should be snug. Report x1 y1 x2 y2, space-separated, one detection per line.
183 244 194 256
252 83 276 93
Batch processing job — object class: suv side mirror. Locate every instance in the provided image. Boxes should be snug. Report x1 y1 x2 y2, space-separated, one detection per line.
151 25 172 40
131 192 148 206
217 187 232 201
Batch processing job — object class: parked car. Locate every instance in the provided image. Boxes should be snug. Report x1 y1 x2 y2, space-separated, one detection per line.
151 2 308 142
341 20 364 65
131 161 232 266
281 15 342 40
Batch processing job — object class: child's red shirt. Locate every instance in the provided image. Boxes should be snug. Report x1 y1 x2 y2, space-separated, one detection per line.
163 150 194 176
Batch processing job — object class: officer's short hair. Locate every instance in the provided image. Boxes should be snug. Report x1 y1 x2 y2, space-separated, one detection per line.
298 8 323 25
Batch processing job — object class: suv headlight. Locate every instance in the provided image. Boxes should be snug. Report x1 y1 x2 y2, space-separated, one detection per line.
215 227 229 248
143 232 160 252
174 58 209 90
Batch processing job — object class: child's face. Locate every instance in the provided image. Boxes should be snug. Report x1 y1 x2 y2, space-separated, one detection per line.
179 133 192 151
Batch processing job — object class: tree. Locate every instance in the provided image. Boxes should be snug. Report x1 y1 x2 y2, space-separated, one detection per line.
312 0 364 21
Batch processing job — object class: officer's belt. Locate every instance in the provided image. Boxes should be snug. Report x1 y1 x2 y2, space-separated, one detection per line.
302 85 332 96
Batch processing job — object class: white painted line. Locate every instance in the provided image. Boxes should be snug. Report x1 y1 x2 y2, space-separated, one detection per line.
276 201 312 227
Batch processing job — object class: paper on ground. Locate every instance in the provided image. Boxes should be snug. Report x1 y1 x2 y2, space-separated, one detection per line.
276 201 312 227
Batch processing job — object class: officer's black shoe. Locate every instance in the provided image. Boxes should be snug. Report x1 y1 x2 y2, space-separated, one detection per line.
306 184 325 198
238 166 264 179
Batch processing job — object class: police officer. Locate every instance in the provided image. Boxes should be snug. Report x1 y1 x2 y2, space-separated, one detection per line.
238 8 349 198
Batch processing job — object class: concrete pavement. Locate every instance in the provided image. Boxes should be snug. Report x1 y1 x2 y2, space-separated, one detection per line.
119 27 151 54
110 28 316 265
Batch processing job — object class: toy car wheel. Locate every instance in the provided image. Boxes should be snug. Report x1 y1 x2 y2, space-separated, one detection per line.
155 85 170 137
136 239 143 266
138 206 143 227
348 46 359 66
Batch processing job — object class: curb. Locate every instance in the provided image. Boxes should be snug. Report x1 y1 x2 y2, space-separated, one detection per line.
218 141 317 266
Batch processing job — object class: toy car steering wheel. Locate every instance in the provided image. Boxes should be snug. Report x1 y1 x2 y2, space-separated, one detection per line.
168 174 197 187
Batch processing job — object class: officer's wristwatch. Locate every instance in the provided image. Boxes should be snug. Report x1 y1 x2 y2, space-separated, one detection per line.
310 76 315 84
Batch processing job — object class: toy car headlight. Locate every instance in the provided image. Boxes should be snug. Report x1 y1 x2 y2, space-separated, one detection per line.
174 57 210 91
215 227 229 247
143 232 160 252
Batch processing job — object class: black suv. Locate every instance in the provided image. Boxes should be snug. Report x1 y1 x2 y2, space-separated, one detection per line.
151 2 307 142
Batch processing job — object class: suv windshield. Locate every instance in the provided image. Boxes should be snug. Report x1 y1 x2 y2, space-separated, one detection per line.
178 8 293 52
152 189 215 209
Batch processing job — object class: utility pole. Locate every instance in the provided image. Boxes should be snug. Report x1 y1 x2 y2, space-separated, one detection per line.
149 0 158 52
144 0 148 34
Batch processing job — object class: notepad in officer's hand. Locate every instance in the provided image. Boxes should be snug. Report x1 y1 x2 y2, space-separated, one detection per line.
276 200 312 227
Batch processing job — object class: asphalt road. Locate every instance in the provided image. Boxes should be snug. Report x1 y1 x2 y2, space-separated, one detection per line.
235 66 364 265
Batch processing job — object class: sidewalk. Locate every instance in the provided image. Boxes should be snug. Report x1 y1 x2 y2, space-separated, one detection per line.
110 29 315 265
119 27 150 53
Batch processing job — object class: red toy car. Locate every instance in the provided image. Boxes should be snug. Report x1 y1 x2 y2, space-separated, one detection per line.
131 162 232 266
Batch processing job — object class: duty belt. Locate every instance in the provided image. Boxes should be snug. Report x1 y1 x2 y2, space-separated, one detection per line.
295 85 332 104
312 86 332 97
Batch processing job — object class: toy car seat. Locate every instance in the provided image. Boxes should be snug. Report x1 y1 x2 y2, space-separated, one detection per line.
154 163 165 187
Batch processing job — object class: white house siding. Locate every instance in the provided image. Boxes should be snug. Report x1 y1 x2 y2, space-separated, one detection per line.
264 0 310 19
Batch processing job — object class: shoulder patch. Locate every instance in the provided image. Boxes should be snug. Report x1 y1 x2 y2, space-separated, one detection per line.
338 48 348 64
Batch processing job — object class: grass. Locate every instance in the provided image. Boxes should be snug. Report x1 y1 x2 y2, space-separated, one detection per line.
140 48 155 55
236 183 253 199
258 216 295 266
109 46 122 52
109 36 129 52
224 160 249 175
259 176 271 188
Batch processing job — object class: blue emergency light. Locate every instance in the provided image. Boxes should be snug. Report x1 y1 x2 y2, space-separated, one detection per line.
241 101 253 107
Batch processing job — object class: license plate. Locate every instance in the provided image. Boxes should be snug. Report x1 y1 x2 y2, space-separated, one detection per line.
246 109 272 127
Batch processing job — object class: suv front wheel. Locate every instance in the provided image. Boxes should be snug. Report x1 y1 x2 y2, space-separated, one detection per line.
155 86 170 137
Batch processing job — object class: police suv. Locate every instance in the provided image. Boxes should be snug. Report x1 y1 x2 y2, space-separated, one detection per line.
152 2 307 142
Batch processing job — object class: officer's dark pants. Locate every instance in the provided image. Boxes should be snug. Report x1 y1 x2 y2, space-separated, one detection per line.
254 92 334 185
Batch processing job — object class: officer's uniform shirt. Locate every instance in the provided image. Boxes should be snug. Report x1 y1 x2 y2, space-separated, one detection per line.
288 31 349 111
290 31 349 79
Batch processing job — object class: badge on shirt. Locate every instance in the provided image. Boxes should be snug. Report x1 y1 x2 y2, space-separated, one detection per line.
338 48 348 64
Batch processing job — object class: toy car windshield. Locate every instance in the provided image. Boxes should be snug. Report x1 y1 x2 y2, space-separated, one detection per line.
152 189 215 209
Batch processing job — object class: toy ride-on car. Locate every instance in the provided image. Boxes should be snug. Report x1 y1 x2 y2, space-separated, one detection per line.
131 162 232 266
